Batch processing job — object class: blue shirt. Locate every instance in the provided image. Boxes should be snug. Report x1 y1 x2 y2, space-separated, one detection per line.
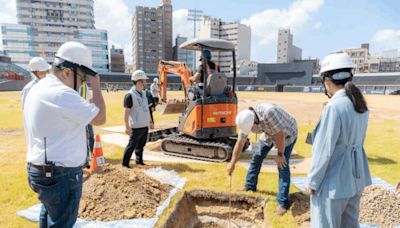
307 89 372 199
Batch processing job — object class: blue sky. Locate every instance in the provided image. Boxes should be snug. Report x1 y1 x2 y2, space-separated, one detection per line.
1 0 399 63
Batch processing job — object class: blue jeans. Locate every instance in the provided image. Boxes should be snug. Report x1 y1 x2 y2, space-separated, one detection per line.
245 139 297 209
27 164 83 228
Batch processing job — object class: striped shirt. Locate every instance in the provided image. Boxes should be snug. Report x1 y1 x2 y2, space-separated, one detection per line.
239 103 298 146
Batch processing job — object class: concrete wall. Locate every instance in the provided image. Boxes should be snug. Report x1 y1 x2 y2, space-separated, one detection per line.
257 62 313 85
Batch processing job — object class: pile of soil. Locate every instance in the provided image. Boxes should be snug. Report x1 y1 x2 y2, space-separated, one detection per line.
290 192 310 225
360 185 400 227
79 164 173 221
289 186 400 227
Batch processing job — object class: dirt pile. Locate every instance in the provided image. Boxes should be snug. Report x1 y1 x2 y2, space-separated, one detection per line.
290 192 311 225
290 186 400 227
360 185 400 227
79 164 173 221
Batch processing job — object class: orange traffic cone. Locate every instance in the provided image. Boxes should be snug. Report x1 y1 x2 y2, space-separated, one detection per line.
90 134 106 173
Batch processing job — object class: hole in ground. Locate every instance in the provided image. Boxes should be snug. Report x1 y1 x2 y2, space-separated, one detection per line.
163 189 266 228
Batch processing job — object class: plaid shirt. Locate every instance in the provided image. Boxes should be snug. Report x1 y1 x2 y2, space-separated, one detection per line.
239 103 298 146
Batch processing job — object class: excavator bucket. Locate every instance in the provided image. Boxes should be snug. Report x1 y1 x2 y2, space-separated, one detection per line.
158 99 186 114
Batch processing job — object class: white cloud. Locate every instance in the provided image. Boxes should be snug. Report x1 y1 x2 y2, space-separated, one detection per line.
371 29 400 53
173 9 194 39
241 0 324 62
0 0 17 24
314 21 321 29
94 0 131 63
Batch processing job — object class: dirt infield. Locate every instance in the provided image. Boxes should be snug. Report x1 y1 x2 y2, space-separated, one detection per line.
79 164 172 221
164 92 400 124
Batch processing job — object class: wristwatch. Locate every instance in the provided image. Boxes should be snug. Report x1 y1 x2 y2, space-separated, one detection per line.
277 152 284 157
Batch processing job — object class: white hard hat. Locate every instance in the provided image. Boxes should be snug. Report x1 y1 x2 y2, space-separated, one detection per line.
153 77 159 82
131 70 148 81
29 57 51 72
235 109 255 135
55 41 97 76
320 52 354 74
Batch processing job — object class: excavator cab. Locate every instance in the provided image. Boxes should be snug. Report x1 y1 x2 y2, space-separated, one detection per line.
154 38 239 162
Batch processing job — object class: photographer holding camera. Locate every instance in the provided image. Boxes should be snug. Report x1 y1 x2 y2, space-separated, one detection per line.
23 41 106 227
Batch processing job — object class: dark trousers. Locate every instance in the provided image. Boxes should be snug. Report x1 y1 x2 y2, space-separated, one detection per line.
27 164 83 228
122 127 149 165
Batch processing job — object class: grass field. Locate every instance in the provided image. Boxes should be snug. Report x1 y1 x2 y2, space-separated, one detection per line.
0 90 399 227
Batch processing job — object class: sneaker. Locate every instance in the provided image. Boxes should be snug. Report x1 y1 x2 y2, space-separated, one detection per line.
275 205 288 216
237 187 256 192
122 164 132 169
136 161 146 166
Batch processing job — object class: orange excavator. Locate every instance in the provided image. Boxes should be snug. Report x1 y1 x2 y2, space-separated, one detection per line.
148 38 246 162
157 60 192 115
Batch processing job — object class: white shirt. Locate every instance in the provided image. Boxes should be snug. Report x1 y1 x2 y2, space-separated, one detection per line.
150 83 159 98
23 74 99 167
21 73 39 109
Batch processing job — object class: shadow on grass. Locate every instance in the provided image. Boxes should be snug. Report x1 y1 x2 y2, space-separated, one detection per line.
256 190 277 197
368 156 397 165
160 163 206 173
104 157 206 173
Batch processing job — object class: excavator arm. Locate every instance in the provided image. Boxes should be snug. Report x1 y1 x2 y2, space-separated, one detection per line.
158 60 192 102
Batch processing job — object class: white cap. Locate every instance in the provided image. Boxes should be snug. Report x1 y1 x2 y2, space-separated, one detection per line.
153 77 159 83
131 70 148 81
29 57 51 72
235 109 255 135
55 41 97 76
320 52 354 74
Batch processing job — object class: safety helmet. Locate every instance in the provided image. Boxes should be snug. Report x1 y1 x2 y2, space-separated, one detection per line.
131 70 148 81
54 41 97 76
235 109 255 135
29 57 51 72
153 77 159 83
320 52 354 75
200 50 212 61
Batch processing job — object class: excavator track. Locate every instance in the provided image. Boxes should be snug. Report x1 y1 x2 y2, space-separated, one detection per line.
161 135 235 162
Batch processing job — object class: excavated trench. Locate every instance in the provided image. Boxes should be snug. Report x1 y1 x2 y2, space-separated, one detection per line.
162 190 266 228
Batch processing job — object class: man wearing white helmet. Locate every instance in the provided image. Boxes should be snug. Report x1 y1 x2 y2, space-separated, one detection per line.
227 104 298 215
21 57 51 108
23 41 106 227
306 52 371 227
122 70 154 168
150 77 160 105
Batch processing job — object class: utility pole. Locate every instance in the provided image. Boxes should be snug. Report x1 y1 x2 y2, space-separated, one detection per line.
187 9 203 69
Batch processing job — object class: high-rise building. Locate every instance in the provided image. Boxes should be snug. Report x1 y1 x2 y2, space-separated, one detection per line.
198 16 251 74
0 0 109 72
276 29 302 63
110 45 125 72
173 35 194 70
131 0 173 74
344 44 369 73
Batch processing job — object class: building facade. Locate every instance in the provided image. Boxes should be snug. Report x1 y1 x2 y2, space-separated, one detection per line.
110 45 125 72
198 16 251 74
0 0 109 72
276 29 302 63
343 44 369 73
173 35 194 70
131 0 173 74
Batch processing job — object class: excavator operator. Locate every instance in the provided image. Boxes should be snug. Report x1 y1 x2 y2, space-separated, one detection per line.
189 50 220 84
